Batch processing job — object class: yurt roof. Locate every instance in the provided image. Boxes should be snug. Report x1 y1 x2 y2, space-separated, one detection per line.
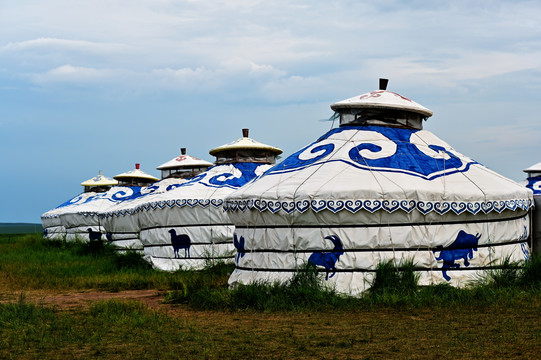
226 83 532 217
114 164 159 182
156 152 213 170
209 129 283 156
523 162 541 173
330 86 433 118
80 171 118 187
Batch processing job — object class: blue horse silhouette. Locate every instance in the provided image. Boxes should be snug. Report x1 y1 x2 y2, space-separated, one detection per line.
308 235 344 280
233 234 245 264
433 230 481 281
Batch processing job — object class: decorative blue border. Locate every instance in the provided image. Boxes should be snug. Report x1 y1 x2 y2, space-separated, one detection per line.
101 198 225 218
224 198 533 216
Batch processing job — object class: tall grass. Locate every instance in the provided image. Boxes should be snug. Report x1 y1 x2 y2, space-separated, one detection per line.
2 234 540 311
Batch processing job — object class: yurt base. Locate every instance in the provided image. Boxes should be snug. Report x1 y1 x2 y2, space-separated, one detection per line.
143 243 235 271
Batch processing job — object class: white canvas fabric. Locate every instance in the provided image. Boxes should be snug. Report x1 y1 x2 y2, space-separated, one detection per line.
57 186 143 242
226 125 533 295
41 192 99 240
132 162 272 271
101 178 186 251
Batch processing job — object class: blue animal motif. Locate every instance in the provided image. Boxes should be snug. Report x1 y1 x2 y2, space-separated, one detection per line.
433 230 481 281
169 229 191 258
106 232 113 242
87 228 102 242
43 228 48 238
307 235 344 280
233 234 245 264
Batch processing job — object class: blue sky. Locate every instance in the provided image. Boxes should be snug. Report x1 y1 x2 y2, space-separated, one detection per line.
1 0 540 223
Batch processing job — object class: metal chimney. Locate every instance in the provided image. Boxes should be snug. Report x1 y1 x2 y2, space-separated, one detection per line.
242 128 249 138
379 78 389 91
181 148 186 155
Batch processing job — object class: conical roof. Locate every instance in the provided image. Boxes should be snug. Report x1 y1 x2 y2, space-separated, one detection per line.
156 149 213 170
81 171 118 187
114 163 159 182
330 89 433 117
209 129 282 156
523 162 541 174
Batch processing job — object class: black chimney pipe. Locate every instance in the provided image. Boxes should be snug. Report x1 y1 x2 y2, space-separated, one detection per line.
379 78 389 90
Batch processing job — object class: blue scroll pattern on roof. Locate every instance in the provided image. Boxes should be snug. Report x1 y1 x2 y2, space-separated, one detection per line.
176 162 265 190
53 186 144 209
264 125 475 180
525 176 541 196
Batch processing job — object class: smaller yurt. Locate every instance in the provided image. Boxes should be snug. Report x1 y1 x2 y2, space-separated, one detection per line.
226 80 533 295
524 162 541 254
60 164 158 242
101 150 212 250
80 170 118 192
156 148 213 179
41 170 117 240
138 129 282 271
114 163 159 186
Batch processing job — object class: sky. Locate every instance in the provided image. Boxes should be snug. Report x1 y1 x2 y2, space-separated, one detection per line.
1 0 540 223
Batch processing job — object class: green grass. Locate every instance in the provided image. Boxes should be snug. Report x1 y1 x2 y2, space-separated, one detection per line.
1 234 540 359
0 223 42 234
0 234 233 292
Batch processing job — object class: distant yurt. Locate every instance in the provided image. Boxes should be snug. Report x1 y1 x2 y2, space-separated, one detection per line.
60 164 158 242
156 148 213 180
524 162 541 254
41 171 118 240
226 80 533 295
137 129 282 271
101 150 212 251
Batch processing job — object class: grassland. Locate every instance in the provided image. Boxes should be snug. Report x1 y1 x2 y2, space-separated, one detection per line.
1 234 540 359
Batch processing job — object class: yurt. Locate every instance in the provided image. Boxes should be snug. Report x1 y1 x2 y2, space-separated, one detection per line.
226 79 533 295
137 129 282 271
60 164 158 242
524 162 541 254
101 150 212 251
41 171 118 240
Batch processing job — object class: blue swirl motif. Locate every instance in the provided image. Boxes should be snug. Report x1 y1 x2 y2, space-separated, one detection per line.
263 126 472 180
262 142 335 174
55 194 88 208
525 176 541 196
347 127 466 180
111 187 143 202
207 162 265 189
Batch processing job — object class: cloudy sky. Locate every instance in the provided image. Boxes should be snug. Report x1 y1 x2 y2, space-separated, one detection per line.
1 0 540 223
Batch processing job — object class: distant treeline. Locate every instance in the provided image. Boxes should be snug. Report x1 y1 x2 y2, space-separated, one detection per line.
0 223 43 234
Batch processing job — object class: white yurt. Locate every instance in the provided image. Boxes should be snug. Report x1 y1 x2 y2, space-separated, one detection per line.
226 79 533 295
60 164 158 242
523 162 541 254
137 129 283 271
101 150 213 251
41 171 118 240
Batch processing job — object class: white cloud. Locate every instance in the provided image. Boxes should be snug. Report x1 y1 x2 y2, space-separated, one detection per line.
1 38 135 55
29 65 118 84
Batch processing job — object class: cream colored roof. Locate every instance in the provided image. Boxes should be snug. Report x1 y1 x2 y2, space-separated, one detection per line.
330 89 433 117
114 166 159 181
524 162 541 173
81 171 118 187
209 135 283 156
156 154 213 170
